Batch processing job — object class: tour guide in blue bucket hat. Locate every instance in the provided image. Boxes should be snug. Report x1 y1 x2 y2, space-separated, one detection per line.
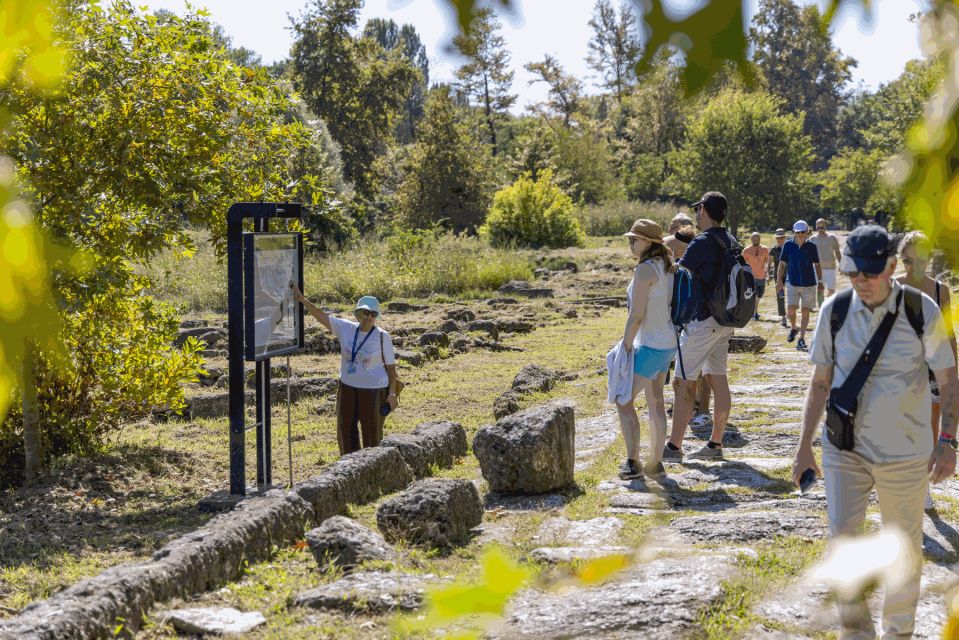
291 285 398 456
840 224 894 275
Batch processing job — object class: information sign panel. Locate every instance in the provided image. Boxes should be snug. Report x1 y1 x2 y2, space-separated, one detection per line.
243 233 304 361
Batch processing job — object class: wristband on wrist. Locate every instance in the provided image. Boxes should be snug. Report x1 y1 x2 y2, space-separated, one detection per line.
938 434 957 450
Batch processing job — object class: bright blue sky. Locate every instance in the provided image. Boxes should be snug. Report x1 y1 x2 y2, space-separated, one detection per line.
143 0 927 112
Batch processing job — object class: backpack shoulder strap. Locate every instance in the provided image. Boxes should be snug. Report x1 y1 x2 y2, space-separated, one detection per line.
902 285 925 339
830 289 854 353
935 280 942 307
380 329 385 361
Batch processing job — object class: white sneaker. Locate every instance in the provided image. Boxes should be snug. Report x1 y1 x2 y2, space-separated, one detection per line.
689 413 713 428
925 492 934 510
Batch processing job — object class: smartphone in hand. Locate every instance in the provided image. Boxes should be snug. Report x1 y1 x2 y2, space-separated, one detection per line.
799 468 816 493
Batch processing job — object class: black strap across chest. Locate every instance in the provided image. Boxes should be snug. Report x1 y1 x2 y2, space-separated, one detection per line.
835 289 902 397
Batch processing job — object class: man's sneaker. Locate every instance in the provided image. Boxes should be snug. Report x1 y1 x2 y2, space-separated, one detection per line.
618 459 643 480
781 318 788 328
787 328 798 342
644 461 666 478
796 338 808 351
688 444 724 460
662 445 683 462
753 312 760 321
690 413 713 428
925 491 935 511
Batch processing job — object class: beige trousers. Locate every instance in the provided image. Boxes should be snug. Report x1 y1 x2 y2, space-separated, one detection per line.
822 441 928 640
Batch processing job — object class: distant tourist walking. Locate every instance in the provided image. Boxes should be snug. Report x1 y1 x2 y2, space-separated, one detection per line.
609 219 676 480
664 212 696 260
743 232 769 321
895 230 958 509
769 228 788 327
810 218 842 301
665 192 737 461
292 287 399 455
793 224 957 640
776 220 822 351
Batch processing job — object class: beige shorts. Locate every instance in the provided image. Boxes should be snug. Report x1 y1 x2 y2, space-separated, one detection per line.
786 284 816 309
821 268 837 290
674 318 734 380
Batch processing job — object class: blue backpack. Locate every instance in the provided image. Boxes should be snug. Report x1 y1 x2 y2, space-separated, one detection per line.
670 266 696 379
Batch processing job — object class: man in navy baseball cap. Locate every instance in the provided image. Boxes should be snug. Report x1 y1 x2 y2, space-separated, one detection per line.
840 224 895 276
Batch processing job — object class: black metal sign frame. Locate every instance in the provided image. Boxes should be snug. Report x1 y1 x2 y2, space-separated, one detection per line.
227 202 303 496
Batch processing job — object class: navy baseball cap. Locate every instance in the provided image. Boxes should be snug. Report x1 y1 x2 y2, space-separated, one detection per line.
691 191 727 218
840 225 893 274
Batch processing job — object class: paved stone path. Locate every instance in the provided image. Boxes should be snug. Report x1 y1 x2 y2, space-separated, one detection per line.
489 330 959 639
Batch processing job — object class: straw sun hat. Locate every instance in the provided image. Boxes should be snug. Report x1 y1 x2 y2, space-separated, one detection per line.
623 219 665 244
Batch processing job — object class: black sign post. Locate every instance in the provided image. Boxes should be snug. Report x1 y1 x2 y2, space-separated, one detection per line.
226 202 303 496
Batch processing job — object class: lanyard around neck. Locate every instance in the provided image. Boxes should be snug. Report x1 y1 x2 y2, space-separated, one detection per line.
351 325 376 364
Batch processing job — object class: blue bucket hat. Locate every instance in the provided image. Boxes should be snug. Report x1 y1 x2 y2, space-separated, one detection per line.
354 296 381 316
841 225 893 275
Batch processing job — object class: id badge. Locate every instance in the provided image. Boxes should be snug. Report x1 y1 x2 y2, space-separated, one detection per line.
347 363 357 375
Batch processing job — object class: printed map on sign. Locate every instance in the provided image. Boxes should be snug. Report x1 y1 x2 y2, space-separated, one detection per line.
248 234 301 359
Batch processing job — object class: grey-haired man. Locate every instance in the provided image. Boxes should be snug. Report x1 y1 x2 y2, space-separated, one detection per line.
792 225 957 639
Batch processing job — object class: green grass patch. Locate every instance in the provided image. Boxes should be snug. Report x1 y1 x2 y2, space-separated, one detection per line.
574 200 680 237
698 537 827 639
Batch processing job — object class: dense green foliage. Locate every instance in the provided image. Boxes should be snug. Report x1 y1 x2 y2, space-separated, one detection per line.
669 90 814 235
482 170 586 248
290 0 418 199
394 87 493 232
1 2 343 481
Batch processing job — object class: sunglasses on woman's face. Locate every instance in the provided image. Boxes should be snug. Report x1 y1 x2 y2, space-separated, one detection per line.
358 310 377 318
902 257 927 266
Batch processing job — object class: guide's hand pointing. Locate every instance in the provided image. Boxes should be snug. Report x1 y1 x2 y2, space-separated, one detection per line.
291 284 307 304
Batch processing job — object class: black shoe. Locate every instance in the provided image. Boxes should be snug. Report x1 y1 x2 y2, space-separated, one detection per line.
618 459 643 480
781 318 788 328
787 328 798 342
796 338 807 351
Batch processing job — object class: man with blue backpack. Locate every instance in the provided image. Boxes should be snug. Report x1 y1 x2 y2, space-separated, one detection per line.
664 191 757 462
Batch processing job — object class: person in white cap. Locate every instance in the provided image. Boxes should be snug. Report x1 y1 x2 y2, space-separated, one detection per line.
776 220 823 351
292 287 399 455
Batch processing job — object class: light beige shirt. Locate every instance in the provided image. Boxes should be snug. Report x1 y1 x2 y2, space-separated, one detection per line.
810 281 956 462
810 233 841 269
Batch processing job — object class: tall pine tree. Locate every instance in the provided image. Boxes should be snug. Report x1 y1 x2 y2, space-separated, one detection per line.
453 7 516 155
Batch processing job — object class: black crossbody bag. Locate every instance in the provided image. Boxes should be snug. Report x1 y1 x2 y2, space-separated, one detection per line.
826 290 902 450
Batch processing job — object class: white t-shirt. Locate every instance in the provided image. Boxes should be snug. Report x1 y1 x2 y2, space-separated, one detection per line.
329 317 396 389
809 281 956 462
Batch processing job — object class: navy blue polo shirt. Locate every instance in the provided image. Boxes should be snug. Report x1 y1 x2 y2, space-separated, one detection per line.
780 239 819 287
679 227 733 322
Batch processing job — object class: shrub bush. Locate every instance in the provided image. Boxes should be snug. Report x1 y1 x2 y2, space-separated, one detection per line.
480 170 585 249
0 290 203 486
574 200 681 237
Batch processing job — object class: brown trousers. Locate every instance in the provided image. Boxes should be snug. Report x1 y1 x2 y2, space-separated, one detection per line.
336 381 387 455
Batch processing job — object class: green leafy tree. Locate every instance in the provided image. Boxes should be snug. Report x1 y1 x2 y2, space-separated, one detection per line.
749 0 855 164
395 86 493 232
819 147 886 213
669 89 814 235
839 58 944 155
525 54 585 127
481 169 586 248
453 7 516 155
363 18 430 143
615 57 686 199
1 2 340 479
291 0 418 197
586 0 641 103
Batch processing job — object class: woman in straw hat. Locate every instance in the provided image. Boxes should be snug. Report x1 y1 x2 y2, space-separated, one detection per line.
616 219 677 480
292 287 399 456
